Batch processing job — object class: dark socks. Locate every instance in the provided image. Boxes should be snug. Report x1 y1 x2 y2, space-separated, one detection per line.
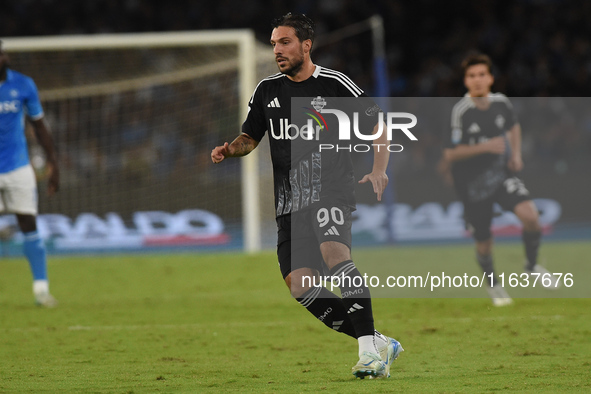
296 286 357 338
329 260 375 337
477 253 498 286
522 230 541 270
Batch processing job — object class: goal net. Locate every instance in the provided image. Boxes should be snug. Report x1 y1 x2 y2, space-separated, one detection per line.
1 31 277 253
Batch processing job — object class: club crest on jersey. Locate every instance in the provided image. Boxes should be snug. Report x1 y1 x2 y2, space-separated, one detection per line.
10 89 19 98
311 96 326 111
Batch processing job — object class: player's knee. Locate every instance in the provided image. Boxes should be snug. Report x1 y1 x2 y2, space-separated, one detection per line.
320 241 351 269
473 227 491 243
286 268 319 298
522 217 540 232
515 201 540 231
476 239 493 256
16 214 37 233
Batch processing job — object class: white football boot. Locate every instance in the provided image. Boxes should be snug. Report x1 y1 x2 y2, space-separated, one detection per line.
486 284 513 307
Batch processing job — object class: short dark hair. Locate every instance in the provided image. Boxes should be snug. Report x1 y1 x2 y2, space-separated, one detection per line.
271 13 315 48
461 53 493 75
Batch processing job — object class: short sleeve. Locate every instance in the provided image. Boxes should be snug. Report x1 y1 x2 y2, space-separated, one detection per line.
241 85 267 142
449 99 466 147
502 96 518 130
356 93 383 133
335 74 364 98
23 77 44 120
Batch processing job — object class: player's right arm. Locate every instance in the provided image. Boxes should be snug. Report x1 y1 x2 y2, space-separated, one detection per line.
358 120 389 201
213 78 267 164
211 133 259 164
443 137 506 163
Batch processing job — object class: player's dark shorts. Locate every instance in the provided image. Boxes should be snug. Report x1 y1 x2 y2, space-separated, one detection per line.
462 176 531 242
276 200 354 279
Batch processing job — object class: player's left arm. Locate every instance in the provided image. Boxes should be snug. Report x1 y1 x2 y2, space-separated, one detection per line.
31 117 59 195
358 121 389 201
506 123 523 172
24 77 59 195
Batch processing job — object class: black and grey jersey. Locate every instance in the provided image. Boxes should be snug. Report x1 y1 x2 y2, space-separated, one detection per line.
449 93 518 202
242 65 378 217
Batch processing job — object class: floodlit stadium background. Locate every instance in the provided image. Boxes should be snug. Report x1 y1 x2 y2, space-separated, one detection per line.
0 0 589 254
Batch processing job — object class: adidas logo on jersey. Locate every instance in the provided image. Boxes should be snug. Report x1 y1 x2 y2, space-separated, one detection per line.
267 97 281 108
468 123 481 133
347 303 364 314
324 225 340 236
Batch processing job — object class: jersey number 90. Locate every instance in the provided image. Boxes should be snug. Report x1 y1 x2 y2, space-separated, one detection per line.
317 207 345 227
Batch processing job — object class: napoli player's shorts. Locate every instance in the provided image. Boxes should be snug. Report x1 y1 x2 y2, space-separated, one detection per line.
0 164 38 215
463 176 531 242
276 200 354 279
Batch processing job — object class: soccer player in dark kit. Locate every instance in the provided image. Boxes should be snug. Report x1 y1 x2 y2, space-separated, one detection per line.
211 13 402 378
443 53 559 306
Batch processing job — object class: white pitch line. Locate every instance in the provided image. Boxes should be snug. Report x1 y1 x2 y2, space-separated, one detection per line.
3 315 564 333
2 320 288 333
380 314 564 325
68 321 289 331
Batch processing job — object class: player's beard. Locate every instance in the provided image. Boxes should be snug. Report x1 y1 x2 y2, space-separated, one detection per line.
277 48 305 77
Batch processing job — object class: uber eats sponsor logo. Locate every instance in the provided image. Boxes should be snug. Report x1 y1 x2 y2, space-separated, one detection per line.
272 96 418 152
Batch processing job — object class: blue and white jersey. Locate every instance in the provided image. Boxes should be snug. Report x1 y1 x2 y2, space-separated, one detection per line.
0 68 44 174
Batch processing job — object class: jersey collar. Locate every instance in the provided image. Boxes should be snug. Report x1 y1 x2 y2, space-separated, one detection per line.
465 92 493 97
283 65 322 87
312 65 321 78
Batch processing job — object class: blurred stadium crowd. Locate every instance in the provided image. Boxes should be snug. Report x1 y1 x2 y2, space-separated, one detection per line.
3 0 590 96
2 0 589 187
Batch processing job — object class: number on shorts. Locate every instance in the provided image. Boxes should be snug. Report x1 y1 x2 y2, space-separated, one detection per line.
504 177 528 196
317 207 345 227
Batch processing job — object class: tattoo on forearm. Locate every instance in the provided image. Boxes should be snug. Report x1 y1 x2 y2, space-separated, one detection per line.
230 134 257 156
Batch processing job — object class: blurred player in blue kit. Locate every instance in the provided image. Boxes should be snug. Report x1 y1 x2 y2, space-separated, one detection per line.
443 53 559 306
0 40 59 307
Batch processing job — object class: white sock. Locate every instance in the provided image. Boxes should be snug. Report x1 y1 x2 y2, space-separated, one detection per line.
358 335 379 357
374 330 389 350
33 280 49 296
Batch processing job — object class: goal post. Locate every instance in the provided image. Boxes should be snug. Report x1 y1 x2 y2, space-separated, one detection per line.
2 31 272 253
236 32 261 253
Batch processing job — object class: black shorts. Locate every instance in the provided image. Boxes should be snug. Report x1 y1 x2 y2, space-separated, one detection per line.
463 176 531 242
276 200 354 279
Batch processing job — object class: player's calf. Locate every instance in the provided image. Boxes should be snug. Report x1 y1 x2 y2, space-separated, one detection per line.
288 267 358 337
329 259 383 361
522 229 541 271
296 286 357 337
514 200 541 232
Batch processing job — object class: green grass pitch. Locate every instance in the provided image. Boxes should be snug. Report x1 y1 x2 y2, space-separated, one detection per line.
1 241 590 393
